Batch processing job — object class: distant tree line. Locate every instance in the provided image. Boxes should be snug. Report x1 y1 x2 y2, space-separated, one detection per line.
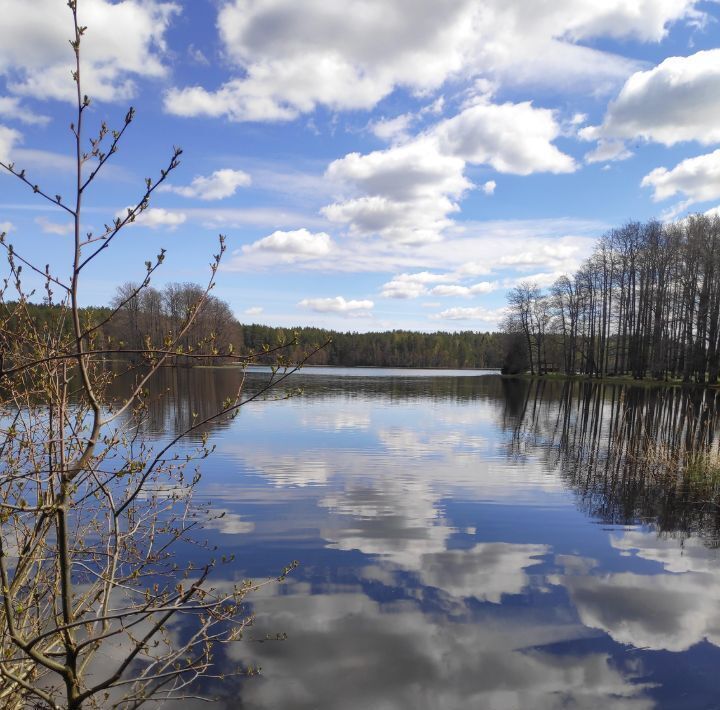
503 214 720 383
7 282 506 369
241 324 504 369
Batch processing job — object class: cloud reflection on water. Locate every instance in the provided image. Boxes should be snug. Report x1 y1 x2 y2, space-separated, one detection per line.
112 372 720 707
552 529 720 652
228 580 653 710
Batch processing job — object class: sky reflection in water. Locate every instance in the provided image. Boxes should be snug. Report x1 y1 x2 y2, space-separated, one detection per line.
122 370 720 709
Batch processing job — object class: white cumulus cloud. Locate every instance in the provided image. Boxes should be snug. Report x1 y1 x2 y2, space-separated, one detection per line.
326 138 470 203
430 305 506 325
430 281 497 297
166 0 477 121
0 96 49 125
323 137 468 244
243 228 332 262
584 49 720 148
430 285 472 297
435 100 576 175
641 149 720 205
0 124 21 162
0 0 179 103
299 296 374 316
165 0 703 122
324 101 573 244
370 114 415 143
470 280 497 294
160 169 251 200
380 272 451 299
35 217 73 236
119 207 186 230
225 218 598 285
380 280 428 299
584 139 633 164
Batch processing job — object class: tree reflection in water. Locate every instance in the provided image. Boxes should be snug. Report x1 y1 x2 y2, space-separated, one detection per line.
104 368 720 708
110 367 720 539
501 378 720 540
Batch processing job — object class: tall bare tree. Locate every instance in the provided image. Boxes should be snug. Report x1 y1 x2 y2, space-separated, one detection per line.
505 214 720 383
0 3 320 707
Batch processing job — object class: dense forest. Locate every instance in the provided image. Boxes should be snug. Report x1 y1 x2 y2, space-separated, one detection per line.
10 283 505 370
504 214 720 383
241 323 504 368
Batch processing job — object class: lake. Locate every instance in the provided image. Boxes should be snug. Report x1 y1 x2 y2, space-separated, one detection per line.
119 367 720 709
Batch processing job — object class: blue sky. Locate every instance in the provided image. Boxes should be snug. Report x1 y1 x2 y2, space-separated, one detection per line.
0 0 719 331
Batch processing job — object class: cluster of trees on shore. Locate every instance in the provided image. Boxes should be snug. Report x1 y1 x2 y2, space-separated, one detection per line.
108 281 239 357
504 214 720 383
241 324 504 368
13 283 506 370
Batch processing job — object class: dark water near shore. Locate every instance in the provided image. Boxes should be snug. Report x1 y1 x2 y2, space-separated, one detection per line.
112 368 720 709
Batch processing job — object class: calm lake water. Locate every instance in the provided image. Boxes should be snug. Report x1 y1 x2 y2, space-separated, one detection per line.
116 368 720 709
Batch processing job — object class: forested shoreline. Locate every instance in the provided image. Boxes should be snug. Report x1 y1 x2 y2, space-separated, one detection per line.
18 212 720 381
11 286 506 370
504 214 720 384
